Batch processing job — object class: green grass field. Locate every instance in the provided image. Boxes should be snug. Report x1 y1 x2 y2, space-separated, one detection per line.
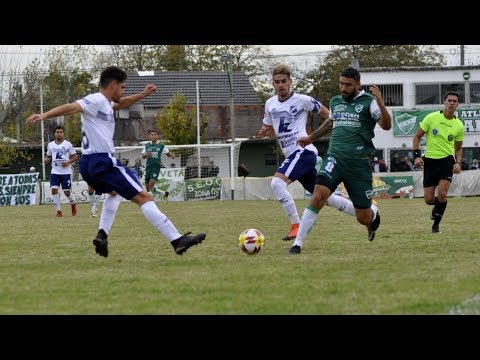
1 197 479 315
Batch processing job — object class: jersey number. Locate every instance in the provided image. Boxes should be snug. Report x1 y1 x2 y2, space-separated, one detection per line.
82 131 89 150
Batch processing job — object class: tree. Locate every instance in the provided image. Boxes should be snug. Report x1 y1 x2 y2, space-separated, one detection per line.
21 46 99 146
0 46 38 165
0 140 32 167
303 45 445 105
156 92 208 145
156 93 208 165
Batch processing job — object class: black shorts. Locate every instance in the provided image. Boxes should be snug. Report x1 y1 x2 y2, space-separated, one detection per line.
423 156 455 188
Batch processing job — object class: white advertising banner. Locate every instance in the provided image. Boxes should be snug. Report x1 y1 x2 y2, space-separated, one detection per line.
0 173 39 206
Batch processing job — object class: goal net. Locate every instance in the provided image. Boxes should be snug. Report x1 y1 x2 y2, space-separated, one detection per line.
70 142 242 202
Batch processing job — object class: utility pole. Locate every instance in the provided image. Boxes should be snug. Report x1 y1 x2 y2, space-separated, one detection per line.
460 45 465 65
16 84 23 143
221 53 236 200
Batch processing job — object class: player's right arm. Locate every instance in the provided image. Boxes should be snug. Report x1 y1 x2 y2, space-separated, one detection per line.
141 145 151 159
26 103 83 124
412 127 426 168
257 99 274 138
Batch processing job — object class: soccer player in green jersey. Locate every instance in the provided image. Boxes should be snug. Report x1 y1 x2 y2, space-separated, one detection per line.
142 130 176 203
412 91 464 234
290 67 392 254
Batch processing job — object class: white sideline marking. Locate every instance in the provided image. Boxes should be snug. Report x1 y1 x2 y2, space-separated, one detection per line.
447 294 480 315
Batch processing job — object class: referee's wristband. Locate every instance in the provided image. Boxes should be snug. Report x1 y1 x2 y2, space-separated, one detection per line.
455 162 461 165
413 149 421 159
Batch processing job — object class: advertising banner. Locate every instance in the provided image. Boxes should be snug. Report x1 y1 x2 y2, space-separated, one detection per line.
0 173 38 206
371 175 414 198
185 177 222 201
393 108 480 136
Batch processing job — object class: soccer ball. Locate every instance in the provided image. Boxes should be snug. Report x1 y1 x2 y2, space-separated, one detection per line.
239 228 265 255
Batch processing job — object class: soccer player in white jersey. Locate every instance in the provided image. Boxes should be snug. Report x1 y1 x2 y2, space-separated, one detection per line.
27 66 206 258
44 125 78 217
257 63 378 241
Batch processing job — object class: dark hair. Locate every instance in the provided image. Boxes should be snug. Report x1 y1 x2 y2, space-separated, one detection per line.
150 130 158 134
100 66 127 88
444 91 460 101
54 125 65 133
340 67 361 82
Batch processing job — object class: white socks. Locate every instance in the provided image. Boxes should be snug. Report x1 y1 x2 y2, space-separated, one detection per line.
90 193 98 213
140 201 182 241
271 177 300 224
52 193 61 211
327 194 378 219
293 207 318 248
326 194 356 216
99 194 121 234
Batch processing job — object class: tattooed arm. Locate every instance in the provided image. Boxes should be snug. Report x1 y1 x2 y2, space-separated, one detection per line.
297 119 333 147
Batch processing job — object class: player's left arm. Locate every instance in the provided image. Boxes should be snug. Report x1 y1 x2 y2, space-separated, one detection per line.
68 153 79 165
318 104 330 120
370 85 392 130
453 141 463 174
113 84 157 111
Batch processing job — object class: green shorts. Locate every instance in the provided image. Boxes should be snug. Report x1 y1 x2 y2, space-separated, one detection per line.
318 154 373 209
145 166 160 184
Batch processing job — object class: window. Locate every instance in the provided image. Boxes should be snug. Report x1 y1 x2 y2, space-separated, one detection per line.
470 82 480 103
361 84 403 106
441 83 465 102
415 83 465 105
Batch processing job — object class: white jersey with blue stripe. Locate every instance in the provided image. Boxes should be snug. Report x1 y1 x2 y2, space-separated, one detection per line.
46 140 76 175
76 92 116 155
263 92 320 158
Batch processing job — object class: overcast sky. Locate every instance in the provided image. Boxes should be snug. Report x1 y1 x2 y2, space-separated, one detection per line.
1 45 479 70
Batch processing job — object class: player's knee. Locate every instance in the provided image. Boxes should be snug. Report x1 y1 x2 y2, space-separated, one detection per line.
271 176 287 194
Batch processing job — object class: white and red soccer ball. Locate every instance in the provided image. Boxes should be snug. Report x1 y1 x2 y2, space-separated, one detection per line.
239 228 265 255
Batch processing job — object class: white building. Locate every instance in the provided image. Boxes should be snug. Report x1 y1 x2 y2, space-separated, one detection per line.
360 65 480 170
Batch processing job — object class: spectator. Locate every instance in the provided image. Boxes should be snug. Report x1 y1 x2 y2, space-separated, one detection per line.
471 159 479 170
371 157 387 173
29 166 36 173
390 154 401 172
394 156 413 171
238 163 250 177
203 160 219 177
132 158 144 179
403 156 414 171
378 159 388 172
185 161 199 179
20 167 27 174
461 158 469 170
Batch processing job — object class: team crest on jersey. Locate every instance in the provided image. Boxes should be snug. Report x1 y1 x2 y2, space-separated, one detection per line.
432 128 439 135
326 156 337 164
290 105 298 114
333 104 347 112
365 189 374 199
355 104 364 113
448 134 454 141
